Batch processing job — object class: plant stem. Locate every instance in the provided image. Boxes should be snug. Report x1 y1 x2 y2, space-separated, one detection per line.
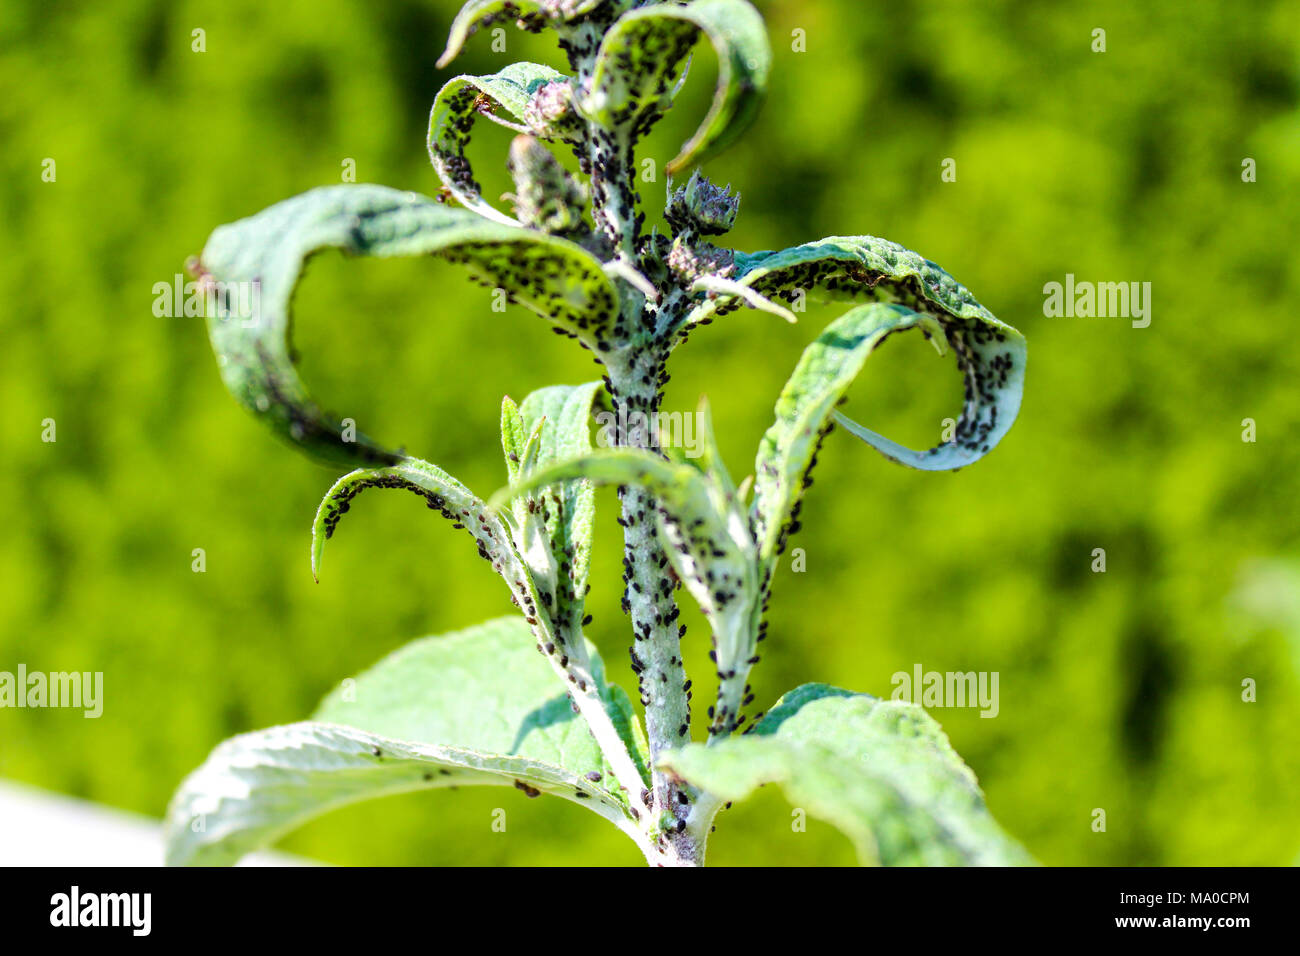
572 19 703 866
606 347 701 866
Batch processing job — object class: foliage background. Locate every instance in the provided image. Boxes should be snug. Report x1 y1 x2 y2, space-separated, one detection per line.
2 0 1298 866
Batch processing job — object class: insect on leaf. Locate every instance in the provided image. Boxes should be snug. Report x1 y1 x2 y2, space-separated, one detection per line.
751 303 945 563
513 382 607 637
436 0 623 69
732 239 1025 563
310 457 510 584
428 62 572 225
491 447 761 736
198 184 622 467
585 0 770 174
729 236 1026 473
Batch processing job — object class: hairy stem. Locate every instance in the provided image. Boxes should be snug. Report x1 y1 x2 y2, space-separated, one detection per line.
606 347 700 865
568 16 702 866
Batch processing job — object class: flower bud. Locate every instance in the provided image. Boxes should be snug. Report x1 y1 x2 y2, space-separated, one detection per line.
664 171 740 236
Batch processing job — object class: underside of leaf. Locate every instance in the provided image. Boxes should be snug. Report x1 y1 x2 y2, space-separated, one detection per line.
198 184 622 466
584 0 770 173
751 303 943 563
436 0 623 70
310 458 510 583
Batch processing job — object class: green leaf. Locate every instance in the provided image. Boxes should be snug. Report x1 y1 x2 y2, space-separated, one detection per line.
731 236 1027 558
585 0 770 174
518 382 608 467
427 62 571 225
500 394 529 486
436 0 623 69
729 234 1003 320
732 237 1026 472
309 453 652 811
198 184 622 466
311 616 645 779
660 684 1034 866
310 457 511 584
165 618 644 866
490 448 750 596
751 303 944 562
308 455 567 694
514 383 606 637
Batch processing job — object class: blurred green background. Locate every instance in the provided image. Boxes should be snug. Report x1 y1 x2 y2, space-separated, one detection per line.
2 0 1298 866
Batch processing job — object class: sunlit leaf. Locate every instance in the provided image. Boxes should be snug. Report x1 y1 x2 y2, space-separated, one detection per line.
729 237 1026 474
514 382 606 637
165 618 642 865
724 238 1025 565
310 457 512 584
500 394 530 487
660 684 1035 866
751 303 944 562
309 450 651 810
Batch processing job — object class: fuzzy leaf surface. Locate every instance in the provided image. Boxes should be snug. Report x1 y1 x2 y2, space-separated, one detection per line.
165 618 643 866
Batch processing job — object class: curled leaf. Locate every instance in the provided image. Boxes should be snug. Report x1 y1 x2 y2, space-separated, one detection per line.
310 457 510 583
751 303 947 563
436 0 622 70
310 449 650 808
512 382 607 637
690 274 796 323
491 444 761 737
427 63 572 225
742 237 1027 467
199 185 622 466
584 0 770 172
